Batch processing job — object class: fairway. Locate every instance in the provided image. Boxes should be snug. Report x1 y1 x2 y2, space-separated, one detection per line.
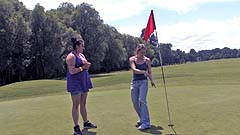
1 58 240 135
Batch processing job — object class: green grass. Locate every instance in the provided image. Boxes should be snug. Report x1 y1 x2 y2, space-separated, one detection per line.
1 58 240 135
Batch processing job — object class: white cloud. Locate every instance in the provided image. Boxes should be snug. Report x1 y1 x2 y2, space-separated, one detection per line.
90 0 240 21
20 0 146 22
118 25 144 37
83 0 146 22
148 0 240 13
20 0 240 21
158 17 240 52
229 16 240 26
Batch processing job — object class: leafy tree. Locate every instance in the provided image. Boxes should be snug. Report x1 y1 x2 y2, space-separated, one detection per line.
30 4 47 79
0 0 30 85
100 24 127 72
159 43 174 65
57 2 75 28
72 3 106 72
172 49 186 64
186 49 197 62
42 11 65 77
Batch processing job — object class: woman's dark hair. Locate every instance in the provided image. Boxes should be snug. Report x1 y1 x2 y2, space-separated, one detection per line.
71 35 84 50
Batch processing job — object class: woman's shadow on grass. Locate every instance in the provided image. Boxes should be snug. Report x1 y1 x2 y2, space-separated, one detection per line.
81 129 97 135
140 125 163 135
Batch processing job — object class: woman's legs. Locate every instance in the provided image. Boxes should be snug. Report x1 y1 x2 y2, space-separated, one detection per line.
80 92 88 122
71 94 81 126
79 92 97 129
131 81 141 118
131 80 150 129
71 94 83 135
139 80 150 128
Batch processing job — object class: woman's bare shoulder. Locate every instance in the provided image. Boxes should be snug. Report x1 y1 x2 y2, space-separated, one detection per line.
129 56 136 61
144 56 151 62
66 52 75 60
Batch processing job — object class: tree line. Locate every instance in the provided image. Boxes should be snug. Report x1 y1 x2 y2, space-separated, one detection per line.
1 0 240 86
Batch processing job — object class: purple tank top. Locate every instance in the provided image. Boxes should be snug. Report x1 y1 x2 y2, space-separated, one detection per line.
67 52 93 93
132 61 148 81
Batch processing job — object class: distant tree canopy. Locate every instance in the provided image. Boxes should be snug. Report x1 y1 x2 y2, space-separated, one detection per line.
0 0 240 85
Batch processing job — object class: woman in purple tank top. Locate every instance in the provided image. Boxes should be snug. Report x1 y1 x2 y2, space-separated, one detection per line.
66 34 97 135
129 44 156 130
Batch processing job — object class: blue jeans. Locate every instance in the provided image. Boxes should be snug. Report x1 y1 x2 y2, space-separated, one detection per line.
131 79 150 126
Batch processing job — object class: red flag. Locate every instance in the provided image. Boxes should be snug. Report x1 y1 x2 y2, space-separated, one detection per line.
143 10 156 41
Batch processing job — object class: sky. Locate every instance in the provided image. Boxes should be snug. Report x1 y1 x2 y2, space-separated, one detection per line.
19 0 240 52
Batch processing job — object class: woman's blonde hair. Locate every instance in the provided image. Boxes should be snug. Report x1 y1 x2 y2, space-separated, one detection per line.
135 44 146 55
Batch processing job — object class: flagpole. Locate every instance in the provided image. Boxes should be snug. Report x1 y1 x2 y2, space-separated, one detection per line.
144 9 178 135
155 32 172 125
155 31 177 135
